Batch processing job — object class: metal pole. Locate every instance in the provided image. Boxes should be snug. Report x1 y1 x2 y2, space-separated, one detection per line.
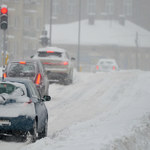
135 32 139 69
49 0 53 46
2 30 6 78
77 0 81 72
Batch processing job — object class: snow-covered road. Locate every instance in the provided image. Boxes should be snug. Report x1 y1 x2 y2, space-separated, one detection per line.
1 70 150 150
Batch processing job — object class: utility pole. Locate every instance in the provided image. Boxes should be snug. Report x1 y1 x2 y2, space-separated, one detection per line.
49 0 53 46
135 32 139 69
77 0 81 72
0 5 8 78
3 30 6 68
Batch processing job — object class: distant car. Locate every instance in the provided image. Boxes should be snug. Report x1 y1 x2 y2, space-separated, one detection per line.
3 59 49 97
32 47 75 85
0 77 51 142
96 58 119 72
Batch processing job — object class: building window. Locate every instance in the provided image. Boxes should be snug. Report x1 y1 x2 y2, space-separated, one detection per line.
36 18 41 30
53 0 60 17
8 15 13 28
24 16 33 29
123 0 133 16
67 0 77 16
13 40 18 59
87 0 96 14
24 0 38 5
14 16 20 28
105 0 114 15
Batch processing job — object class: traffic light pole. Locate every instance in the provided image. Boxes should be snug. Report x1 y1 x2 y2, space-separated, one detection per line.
0 4 8 78
2 30 6 76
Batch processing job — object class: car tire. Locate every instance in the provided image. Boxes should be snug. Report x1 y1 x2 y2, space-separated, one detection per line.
63 78 71 85
38 119 48 139
26 121 37 143
64 71 73 85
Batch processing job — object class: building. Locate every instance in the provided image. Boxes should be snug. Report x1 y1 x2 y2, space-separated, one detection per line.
0 0 45 63
43 0 150 71
45 0 150 31
45 0 133 24
0 0 150 70
132 0 150 31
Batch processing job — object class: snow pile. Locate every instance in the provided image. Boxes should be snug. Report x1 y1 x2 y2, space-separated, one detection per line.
19 70 150 150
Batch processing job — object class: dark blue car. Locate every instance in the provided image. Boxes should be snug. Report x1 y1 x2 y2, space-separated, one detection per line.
0 77 51 142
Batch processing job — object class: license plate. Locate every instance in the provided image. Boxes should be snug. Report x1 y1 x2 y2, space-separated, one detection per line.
0 120 11 126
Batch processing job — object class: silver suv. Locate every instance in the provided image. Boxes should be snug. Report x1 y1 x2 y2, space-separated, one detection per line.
32 47 75 85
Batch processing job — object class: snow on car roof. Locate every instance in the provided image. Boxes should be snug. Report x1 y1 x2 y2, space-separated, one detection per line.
0 81 34 118
98 58 117 62
37 46 66 53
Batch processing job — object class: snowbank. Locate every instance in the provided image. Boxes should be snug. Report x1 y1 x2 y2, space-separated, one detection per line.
19 70 150 150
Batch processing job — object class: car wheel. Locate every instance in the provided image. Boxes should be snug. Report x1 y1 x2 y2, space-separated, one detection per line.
26 121 38 143
69 70 73 84
69 79 73 84
0 135 3 140
64 72 73 85
38 119 48 139
63 78 71 85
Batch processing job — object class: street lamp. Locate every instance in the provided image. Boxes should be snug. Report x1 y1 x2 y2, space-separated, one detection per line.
49 0 53 46
135 32 139 69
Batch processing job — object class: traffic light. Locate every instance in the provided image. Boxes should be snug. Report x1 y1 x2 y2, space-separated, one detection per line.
0 5 8 30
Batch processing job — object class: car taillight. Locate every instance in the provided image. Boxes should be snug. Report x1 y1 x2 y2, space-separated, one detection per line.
3 73 7 78
113 66 116 70
24 100 32 106
47 51 54 53
96 65 99 70
19 61 26 64
35 73 42 85
61 61 68 65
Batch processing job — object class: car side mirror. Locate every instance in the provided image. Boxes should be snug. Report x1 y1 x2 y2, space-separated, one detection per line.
42 95 51 101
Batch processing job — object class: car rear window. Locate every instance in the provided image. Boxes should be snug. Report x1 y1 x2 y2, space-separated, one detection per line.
8 62 36 77
0 83 16 94
38 51 62 58
100 61 114 65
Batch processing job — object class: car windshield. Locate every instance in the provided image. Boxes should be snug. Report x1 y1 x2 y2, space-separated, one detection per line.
38 52 62 58
8 63 36 77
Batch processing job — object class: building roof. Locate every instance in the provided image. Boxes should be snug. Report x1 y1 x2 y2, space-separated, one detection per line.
46 20 150 47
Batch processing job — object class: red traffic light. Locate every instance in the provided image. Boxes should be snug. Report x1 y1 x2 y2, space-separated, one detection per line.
1 7 8 14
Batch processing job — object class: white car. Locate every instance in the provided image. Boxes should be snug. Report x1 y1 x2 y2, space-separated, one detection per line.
0 78 51 142
96 58 119 72
32 47 75 85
